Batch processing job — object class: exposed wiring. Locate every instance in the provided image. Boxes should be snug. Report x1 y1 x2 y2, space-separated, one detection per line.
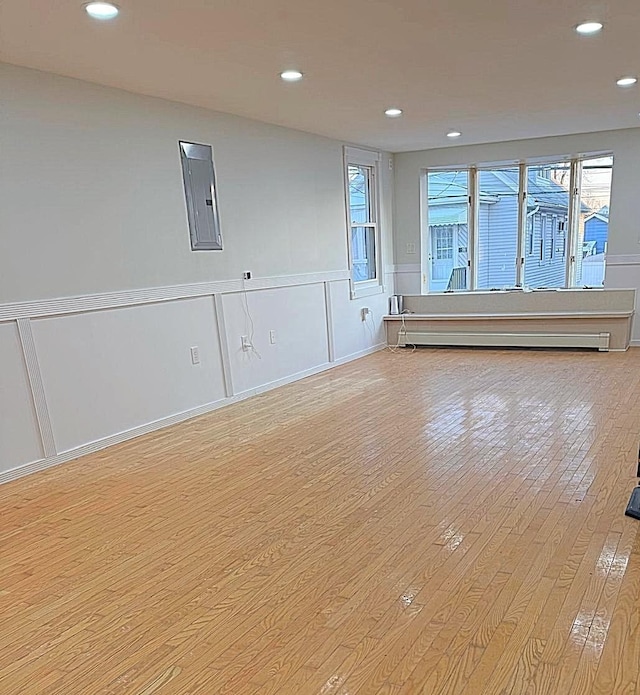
364 309 376 344
240 276 261 359
386 310 415 353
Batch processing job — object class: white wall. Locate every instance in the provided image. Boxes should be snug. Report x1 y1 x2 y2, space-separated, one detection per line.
0 62 351 302
0 63 392 482
393 129 640 341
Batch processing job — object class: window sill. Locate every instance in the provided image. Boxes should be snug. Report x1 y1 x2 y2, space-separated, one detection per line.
351 283 385 300
425 287 589 296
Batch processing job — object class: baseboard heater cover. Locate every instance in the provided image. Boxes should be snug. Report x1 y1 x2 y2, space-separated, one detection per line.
401 331 611 351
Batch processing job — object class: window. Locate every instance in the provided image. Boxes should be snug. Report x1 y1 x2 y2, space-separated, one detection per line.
421 154 613 293
526 216 534 255
557 219 566 258
348 164 376 282
524 162 569 288
435 227 454 260
476 167 519 290
576 156 612 287
426 170 469 292
344 147 383 297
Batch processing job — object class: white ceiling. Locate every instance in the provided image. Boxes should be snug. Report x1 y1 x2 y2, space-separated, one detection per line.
1 0 639 152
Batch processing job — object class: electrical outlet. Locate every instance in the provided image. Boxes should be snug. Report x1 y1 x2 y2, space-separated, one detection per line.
406 242 416 254
361 307 370 321
269 330 276 344
241 336 251 351
190 346 200 365
243 271 252 280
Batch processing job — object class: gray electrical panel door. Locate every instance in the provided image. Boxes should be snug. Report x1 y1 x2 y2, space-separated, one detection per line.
179 141 223 250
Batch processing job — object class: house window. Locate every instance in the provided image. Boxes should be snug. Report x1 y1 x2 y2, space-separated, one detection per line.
476 167 519 290
557 219 566 259
524 162 570 288
421 154 613 292
434 227 454 260
576 156 612 288
425 170 469 292
344 147 383 298
526 217 534 255
348 165 376 282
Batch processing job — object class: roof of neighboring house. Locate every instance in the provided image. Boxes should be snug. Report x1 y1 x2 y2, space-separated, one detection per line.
495 169 589 211
427 169 587 213
429 206 468 226
585 212 609 224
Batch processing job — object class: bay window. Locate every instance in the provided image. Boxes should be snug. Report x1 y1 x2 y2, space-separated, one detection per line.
422 154 613 293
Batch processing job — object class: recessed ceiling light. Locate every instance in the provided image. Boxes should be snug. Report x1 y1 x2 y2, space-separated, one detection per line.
280 70 303 82
384 108 403 118
447 130 462 138
575 21 603 35
84 2 119 19
616 76 638 87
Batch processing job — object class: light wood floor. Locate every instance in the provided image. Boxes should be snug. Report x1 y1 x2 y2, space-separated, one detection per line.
2 348 640 694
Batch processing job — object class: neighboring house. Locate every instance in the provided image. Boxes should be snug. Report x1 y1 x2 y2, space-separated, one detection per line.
427 170 588 291
580 208 608 286
584 210 609 254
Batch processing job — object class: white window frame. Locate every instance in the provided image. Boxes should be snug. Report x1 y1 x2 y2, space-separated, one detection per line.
344 146 384 299
422 153 613 293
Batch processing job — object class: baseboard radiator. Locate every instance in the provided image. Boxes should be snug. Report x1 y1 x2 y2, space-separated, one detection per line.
401 331 611 351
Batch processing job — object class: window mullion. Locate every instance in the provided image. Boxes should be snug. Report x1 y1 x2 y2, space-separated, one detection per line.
469 167 478 290
516 163 527 287
566 159 581 287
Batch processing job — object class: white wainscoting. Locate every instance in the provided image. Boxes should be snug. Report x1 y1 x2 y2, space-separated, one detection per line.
0 323 44 473
328 279 390 361
606 256 640 344
221 283 330 396
31 297 227 454
0 271 387 483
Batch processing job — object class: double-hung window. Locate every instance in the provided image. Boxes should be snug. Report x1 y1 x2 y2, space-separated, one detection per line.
344 147 383 298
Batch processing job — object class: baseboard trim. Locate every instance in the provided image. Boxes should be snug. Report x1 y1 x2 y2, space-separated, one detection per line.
631 340 640 348
232 343 387 398
0 396 228 486
333 342 387 366
0 342 386 487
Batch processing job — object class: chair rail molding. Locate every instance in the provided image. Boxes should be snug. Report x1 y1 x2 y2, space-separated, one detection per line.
0 270 351 323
